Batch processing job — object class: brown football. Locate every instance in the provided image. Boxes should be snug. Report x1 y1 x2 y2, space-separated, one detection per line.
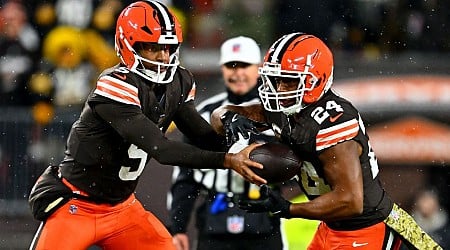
249 142 302 183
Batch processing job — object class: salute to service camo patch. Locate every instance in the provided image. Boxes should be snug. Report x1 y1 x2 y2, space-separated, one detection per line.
384 203 442 250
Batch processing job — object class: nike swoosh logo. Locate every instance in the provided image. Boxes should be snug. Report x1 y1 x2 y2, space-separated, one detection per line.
231 114 239 123
329 113 343 122
352 241 368 247
113 73 127 81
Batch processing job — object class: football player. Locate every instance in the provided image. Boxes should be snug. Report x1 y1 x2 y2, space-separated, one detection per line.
211 33 441 249
28 1 265 250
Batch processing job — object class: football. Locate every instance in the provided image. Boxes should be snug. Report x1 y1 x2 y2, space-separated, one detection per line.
249 142 302 183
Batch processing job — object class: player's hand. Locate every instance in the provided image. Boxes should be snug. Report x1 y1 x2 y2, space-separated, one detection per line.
221 111 260 146
239 184 291 218
224 143 267 185
172 233 189 250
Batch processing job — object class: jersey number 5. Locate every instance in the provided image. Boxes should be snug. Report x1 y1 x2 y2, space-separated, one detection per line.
119 144 148 181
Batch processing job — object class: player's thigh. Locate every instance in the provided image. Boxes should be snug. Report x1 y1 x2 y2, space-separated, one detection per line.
308 222 386 250
307 222 326 250
34 201 95 250
101 200 175 250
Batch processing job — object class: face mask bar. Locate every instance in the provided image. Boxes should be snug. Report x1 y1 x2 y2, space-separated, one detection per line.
133 50 180 84
118 29 180 84
130 50 179 84
258 76 305 115
258 62 318 115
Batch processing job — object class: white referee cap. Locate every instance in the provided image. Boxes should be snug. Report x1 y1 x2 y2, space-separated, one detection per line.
219 36 261 65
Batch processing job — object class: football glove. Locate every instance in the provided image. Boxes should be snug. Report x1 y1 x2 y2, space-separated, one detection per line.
239 184 292 218
220 111 260 146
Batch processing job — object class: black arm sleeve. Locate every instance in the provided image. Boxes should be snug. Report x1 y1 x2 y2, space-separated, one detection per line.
93 102 226 169
173 100 226 151
169 167 201 234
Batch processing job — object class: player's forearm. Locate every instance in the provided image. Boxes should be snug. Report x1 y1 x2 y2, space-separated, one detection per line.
152 139 226 169
210 104 267 134
174 106 225 151
290 191 363 221
293 141 364 221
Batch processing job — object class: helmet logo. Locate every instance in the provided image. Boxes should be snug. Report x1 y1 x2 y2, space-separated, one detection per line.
141 25 154 35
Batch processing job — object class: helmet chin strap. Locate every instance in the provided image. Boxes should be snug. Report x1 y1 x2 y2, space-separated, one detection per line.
281 106 300 115
132 52 179 84
143 69 167 82
280 96 304 115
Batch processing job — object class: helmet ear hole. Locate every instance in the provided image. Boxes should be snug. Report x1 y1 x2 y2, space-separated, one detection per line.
312 76 321 88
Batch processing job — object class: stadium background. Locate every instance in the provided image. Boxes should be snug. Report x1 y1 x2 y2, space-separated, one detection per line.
0 0 449 249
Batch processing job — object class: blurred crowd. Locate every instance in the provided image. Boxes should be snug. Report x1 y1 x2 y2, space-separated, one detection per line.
0 0 126 123
0 0 449 114
0 0 449 200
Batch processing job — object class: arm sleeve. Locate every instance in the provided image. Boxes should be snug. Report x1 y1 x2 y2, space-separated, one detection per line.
169 167 201 234
173 100 226 151
92 102 226 168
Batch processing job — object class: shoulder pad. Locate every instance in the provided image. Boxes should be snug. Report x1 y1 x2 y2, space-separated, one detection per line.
306 95 360 151
94 67 141 107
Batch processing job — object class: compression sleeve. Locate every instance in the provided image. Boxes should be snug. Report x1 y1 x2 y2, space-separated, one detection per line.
173 100 226 151
93 102 226 169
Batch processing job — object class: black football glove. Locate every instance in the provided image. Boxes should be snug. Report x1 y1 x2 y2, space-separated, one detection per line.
239 184 292 218
220 111 260 146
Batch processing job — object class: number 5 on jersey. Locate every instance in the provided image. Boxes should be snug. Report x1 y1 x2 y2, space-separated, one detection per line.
119 144 148 181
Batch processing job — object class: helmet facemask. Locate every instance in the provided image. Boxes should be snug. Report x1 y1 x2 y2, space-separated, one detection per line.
258 33 334 115
258 60 319 115
116 27 180 84
132 43 180 84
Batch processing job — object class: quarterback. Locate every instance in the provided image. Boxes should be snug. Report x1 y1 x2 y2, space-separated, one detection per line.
28 1 264 249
